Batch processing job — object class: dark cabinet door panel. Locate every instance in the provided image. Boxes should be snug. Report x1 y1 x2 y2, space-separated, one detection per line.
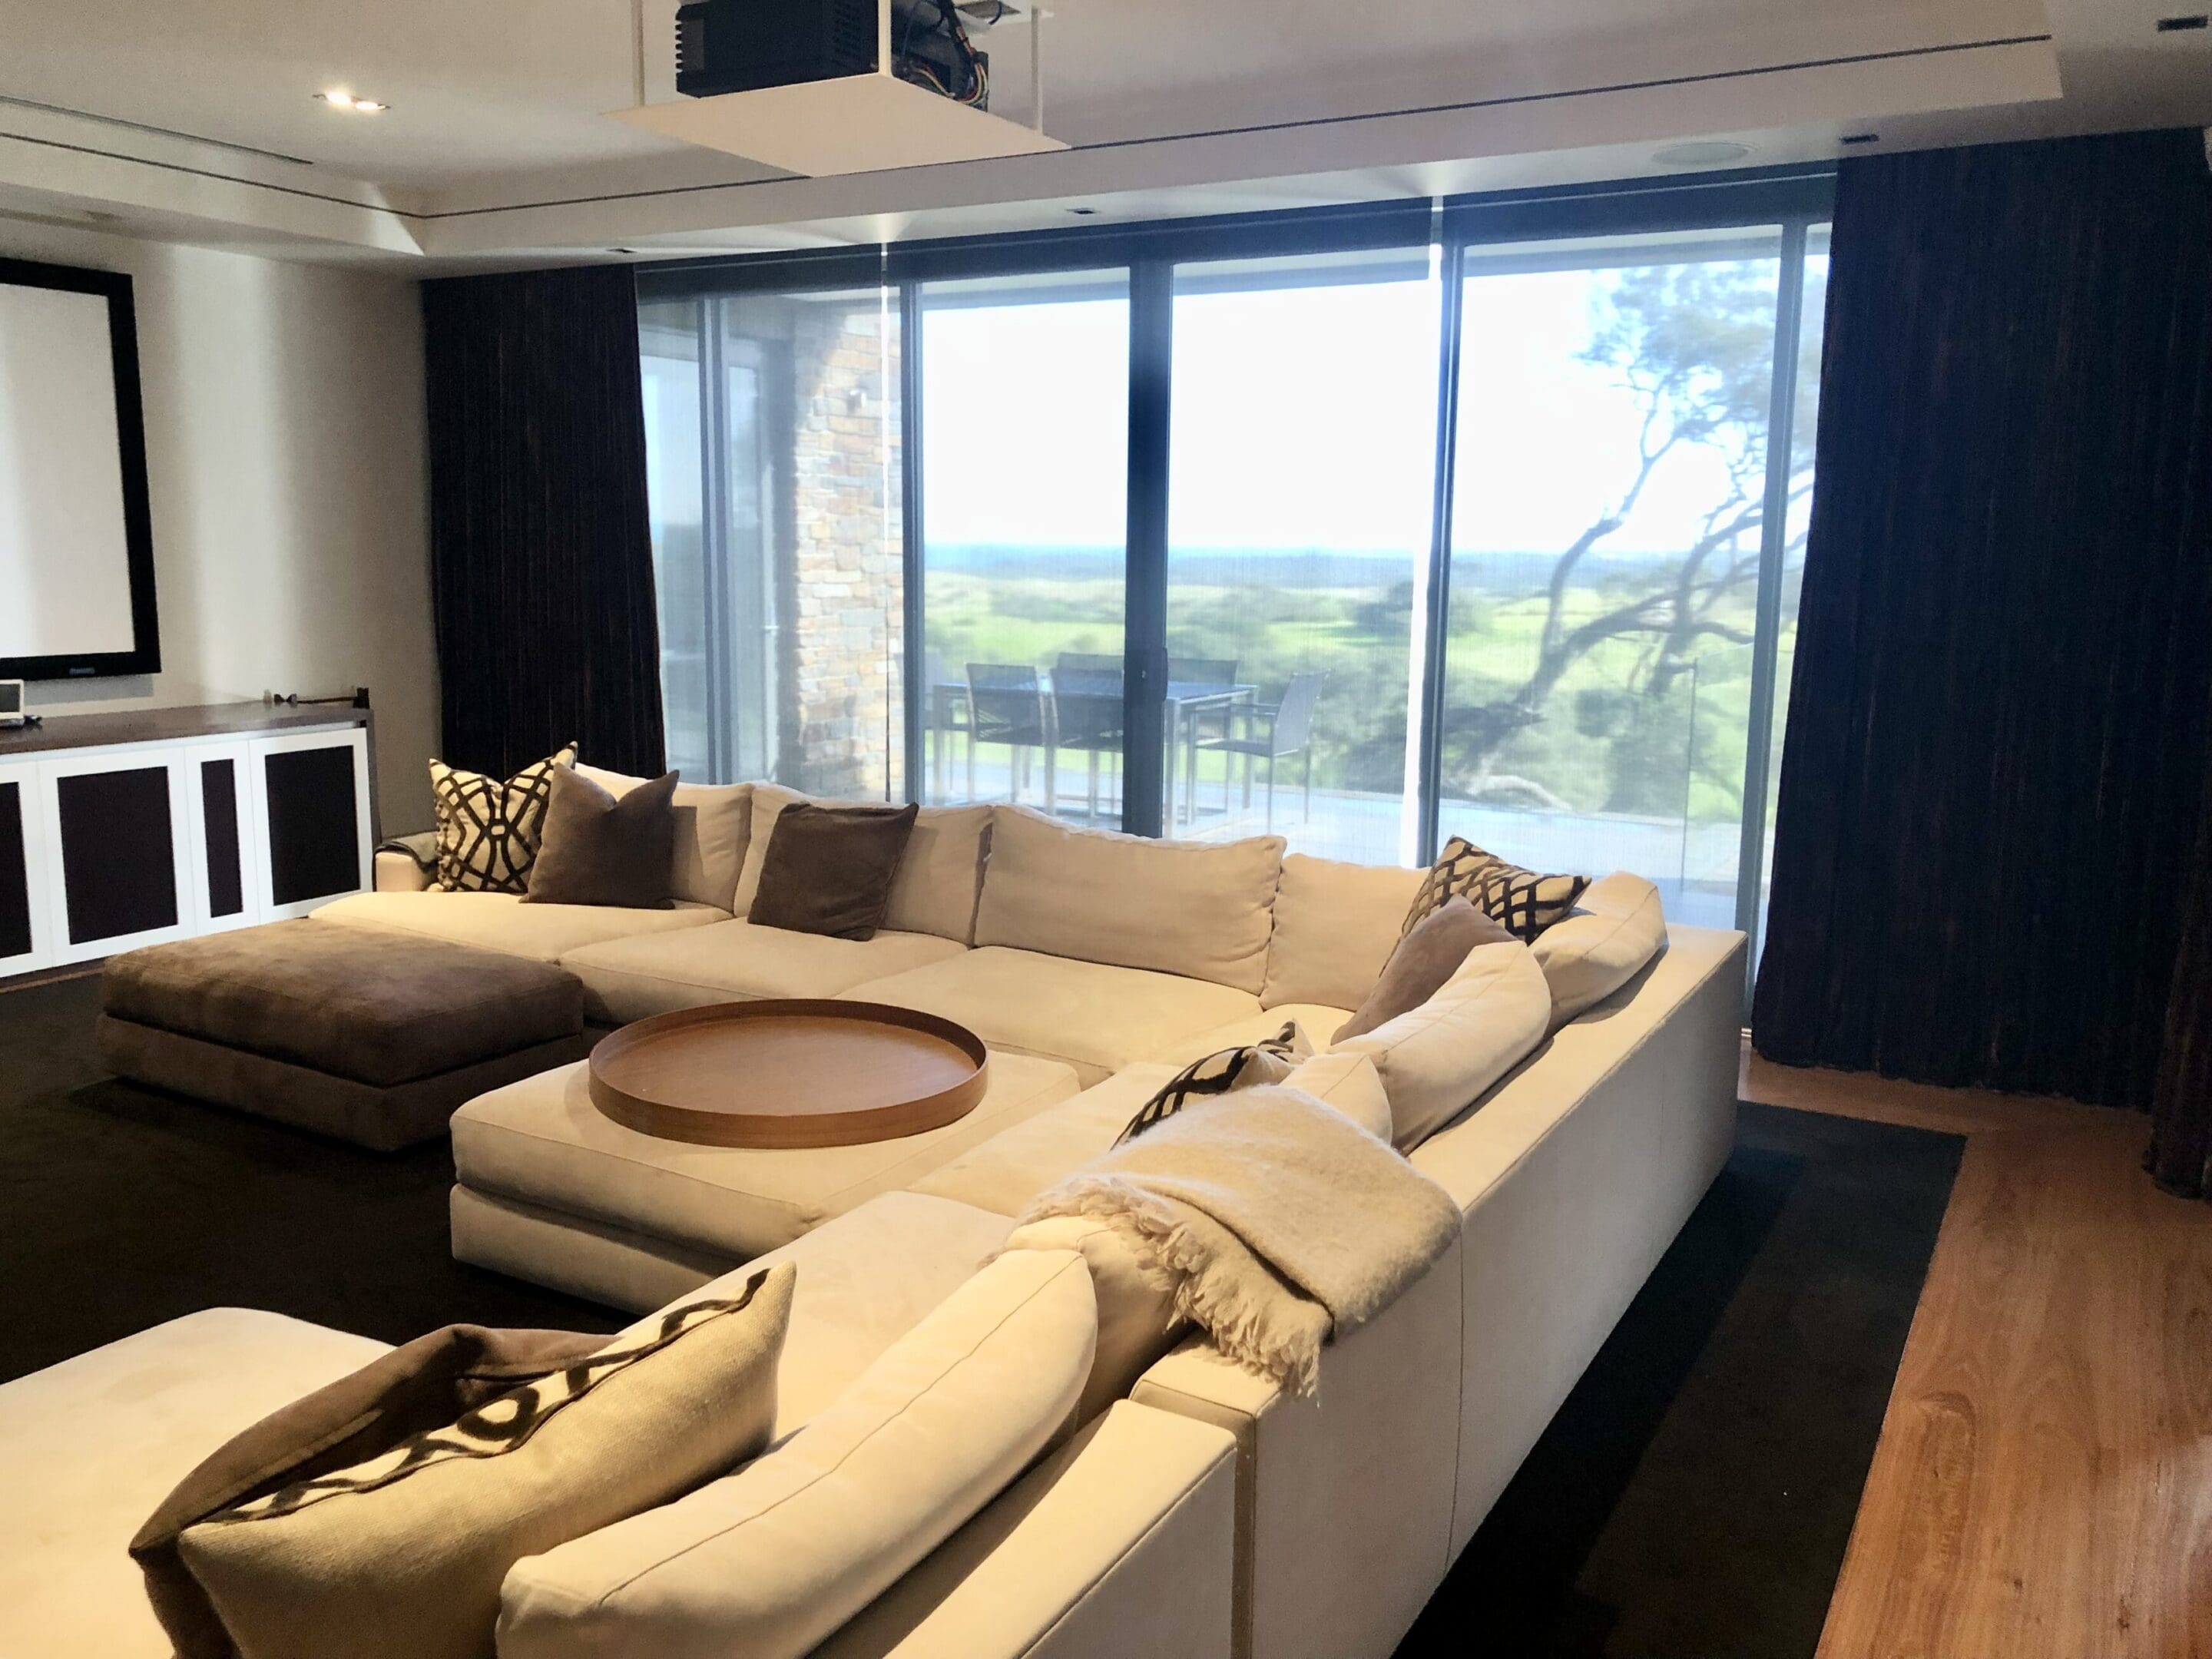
0 780 31 960
263 745 360 907
200 757 245 919
56 767 177 944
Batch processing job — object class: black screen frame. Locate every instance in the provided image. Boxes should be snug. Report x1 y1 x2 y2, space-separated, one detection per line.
0 256 161 681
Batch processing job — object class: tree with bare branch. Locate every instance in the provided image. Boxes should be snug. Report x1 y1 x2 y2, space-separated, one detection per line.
1440 259 1821 813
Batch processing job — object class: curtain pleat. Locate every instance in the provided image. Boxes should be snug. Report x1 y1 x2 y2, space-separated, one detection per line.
1753 130 2212 1114
421 265 666 780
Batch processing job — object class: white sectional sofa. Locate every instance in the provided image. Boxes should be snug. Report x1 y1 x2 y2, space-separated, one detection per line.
3 777 1743 1659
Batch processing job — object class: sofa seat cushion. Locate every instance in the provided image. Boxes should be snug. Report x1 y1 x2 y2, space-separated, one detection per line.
909 1065 1178 1217
452 1053 1080 1262
560 921 968 1025
313 890 727 965
0 1309 390 1659
844 948 1263 1086
1144 1003 1356 1069
103 920 584 1088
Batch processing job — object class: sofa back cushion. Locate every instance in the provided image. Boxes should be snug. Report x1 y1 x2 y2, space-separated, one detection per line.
1529 871 1668 1028
497 1250 1096 1659
575 765 751 912
733 785 992 944
1331 940 1553 1151
975 807 1283 994
1260 854 1427 1012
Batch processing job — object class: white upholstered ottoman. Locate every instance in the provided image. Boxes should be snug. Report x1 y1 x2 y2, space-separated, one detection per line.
449 1051 1081 1307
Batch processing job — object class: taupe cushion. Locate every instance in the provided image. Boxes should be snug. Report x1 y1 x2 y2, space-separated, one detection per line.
733 786 991 944
574 766 752 912
174 1266 793 1659
843 947 1263 1087
134 1324 611 1659
748 802 919 941
522 766 677 909
103 922 584 1088
973 807 1284 994
1334 897 1515 1041
1530 871 1669 1027
429 746 575 895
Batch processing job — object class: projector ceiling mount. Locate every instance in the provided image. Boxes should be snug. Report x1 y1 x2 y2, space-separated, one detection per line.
611 0 1065 178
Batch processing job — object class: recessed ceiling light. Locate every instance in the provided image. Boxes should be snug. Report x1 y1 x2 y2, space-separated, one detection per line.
1841 133 1879 146
2155 14 2208 30
316 90 388 113
1066 206 1099 216
1652 141 1753 168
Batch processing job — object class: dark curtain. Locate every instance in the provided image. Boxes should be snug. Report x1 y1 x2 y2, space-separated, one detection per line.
1753 129 2212 1114
422 264 666 780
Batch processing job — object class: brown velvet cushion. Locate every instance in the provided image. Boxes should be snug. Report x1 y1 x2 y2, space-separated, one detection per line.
747 801 920 941
101 921 584 1087
522 765 678 909
132 1323 613 1659
1334 897 1515 1041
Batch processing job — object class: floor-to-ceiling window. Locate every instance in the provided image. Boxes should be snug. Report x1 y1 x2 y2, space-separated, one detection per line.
639 174 1830 965
916 271 1130 820
1164 247 1439 864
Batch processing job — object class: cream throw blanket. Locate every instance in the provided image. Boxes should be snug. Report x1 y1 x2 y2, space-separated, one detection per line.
1013 1084 1461 1396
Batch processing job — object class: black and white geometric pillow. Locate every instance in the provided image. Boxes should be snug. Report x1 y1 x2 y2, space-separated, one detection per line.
1403 836 1588 944
429 744 577 894
1118 1021 1313 1145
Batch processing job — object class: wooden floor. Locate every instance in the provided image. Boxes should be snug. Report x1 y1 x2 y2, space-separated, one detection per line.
1741 1051 2212 1659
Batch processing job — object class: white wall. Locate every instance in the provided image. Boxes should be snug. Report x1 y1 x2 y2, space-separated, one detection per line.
0 219 439 831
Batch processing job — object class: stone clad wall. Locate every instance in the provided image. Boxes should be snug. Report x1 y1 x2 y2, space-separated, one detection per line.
785 303 902 800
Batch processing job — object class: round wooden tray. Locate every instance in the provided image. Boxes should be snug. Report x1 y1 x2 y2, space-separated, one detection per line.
586 999 991 1148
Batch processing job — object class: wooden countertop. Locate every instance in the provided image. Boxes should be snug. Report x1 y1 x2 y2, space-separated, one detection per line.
0 700 370 758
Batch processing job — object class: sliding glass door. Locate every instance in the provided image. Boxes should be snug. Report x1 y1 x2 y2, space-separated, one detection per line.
638 174 1832 966
1164 248 1439 864
915 272 1129 820
1438 229 1792 930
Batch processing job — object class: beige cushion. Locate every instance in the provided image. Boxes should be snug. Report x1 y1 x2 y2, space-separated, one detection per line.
1144 1003 1355 1068
846 947 1262 1087
560 920 967 1024
312 890 726 965
0 1310 391 1659
498 1250 1098 1659
623 1190 1019 1441
909 1066 1178 1217
733 786 992 944
1531 871 1668 1027
451 1051 1079 1261
1260 854 1426 1012
178 1266 794 1659
1002 1214 1184 1425
1282 1050 1395 1141
1332 939 1553 1151
975 806 1283 994
575 766 752 912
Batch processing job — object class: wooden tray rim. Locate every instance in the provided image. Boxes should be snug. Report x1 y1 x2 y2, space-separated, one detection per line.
587 998 991 1148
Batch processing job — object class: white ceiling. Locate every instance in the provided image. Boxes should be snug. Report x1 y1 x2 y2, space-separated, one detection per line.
0 0 2202 265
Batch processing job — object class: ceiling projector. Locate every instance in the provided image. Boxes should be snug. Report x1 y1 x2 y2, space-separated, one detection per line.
676 0 1000 110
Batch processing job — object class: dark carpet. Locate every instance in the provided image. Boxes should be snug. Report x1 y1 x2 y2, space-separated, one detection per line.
1399 1096 1963 1659
2 972 1960 1659
0 972 619 1386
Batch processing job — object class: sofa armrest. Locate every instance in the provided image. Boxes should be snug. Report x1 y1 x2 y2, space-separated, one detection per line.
373 831 438 893
814 1401 1237 1659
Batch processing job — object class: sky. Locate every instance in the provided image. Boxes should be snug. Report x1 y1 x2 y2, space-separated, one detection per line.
918 262 1800 558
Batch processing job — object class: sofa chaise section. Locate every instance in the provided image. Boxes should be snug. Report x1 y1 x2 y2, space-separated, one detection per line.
559 919 967 1025
315 889 730 965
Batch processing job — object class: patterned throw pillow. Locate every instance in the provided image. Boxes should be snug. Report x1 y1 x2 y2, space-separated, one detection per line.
1118 1020 1313 1144
1404 836 1588 944
429 744 577 893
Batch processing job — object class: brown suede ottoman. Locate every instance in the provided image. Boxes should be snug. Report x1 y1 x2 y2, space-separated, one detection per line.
97 921 590 1151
